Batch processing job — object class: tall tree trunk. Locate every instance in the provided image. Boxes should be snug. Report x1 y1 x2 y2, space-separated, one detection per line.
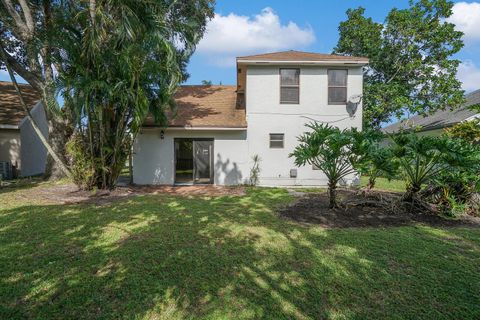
43 116 72 180
367 176 376 189
328 181 338 209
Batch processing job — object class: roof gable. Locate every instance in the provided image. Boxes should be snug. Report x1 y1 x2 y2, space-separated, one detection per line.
0 81 41 127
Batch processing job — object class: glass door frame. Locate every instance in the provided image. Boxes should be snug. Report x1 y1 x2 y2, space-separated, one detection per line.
174 138 214 185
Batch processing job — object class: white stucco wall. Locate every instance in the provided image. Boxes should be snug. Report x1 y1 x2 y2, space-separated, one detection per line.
0 129 21 176
133 129 249 185
19 102 48 177
245 65 363 186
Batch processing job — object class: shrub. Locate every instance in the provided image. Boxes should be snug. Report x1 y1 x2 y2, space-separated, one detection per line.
426 139 480 216
390 133 454 201
66 134 96 190
390 132 480 215
290 123 371 208
358 132 398 189
445 118 480 144
249 155 261 186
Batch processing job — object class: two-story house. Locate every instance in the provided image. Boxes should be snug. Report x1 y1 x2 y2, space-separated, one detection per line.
132 51 368 186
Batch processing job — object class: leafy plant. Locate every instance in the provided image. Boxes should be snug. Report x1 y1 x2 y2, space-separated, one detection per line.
357 132 398 189
65 134 96 190
290 123 370 208
427 140 480 216
390 133 479 205
445 118 480 144
249 155 261 186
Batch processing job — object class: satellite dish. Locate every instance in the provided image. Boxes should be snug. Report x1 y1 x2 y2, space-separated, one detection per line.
348 94 363 104
346 94 363 117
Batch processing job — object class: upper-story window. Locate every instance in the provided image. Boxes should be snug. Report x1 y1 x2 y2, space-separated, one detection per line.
280 68 300 104
328 69 348 105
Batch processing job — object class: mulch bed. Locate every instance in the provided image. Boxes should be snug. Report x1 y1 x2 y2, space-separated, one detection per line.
279 189 480 228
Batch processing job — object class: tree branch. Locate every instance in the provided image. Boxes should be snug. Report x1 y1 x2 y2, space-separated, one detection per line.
0 43 43 91
0 0 29 38
17 0 34 34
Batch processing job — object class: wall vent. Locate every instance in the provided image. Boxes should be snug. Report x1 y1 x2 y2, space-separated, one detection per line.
290 169 297 178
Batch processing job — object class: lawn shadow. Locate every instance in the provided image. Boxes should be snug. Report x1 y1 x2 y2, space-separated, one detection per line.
0 188 479 319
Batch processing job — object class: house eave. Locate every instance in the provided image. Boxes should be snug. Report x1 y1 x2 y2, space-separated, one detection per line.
142 126 247 131
236 59 369 66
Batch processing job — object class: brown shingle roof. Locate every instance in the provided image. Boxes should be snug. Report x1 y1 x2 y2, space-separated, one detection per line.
144 85 247 128
0 81 41 127
237 50 369 63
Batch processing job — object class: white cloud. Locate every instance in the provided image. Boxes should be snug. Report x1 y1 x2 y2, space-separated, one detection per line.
197 7 315 66
457 60 480 91
447 2 480 44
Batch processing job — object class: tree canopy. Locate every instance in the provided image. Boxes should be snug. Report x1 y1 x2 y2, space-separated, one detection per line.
334 0 465 128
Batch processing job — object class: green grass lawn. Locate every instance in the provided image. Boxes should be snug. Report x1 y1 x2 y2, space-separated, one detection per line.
0 185 479 319
360 176 407 192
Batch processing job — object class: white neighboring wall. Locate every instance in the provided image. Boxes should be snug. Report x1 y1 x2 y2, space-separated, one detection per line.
0 129 21 173
245 65 363 186
19 102 48 177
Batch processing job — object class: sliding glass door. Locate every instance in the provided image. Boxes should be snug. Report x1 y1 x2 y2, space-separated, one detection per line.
174 138 213 184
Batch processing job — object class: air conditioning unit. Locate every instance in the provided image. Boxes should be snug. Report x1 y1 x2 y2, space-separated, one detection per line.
0 161 12 180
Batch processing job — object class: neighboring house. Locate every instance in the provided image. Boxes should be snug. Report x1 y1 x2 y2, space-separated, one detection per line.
382 89 480 136
133 51 368 186
0 81 48 179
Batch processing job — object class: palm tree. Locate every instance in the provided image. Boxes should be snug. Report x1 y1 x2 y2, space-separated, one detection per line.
57 0 214 189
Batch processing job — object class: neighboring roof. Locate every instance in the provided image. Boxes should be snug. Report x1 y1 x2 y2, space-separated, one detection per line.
382 89 480 134
237 50 369 64
144 85 247 129
0 81 41 127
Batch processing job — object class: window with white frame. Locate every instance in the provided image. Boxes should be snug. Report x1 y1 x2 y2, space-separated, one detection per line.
280 69 300 104
269 133 284 148
328 69 348 104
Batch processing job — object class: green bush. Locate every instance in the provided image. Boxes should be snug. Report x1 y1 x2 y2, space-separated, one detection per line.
359 135 398 190
390 132 480 216
445 118 480 144
66 134 96 190
426 139 480 216
290 123 371 208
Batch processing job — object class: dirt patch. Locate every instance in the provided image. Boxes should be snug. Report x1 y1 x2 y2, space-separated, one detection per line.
4 182 245 206
279 190 480 228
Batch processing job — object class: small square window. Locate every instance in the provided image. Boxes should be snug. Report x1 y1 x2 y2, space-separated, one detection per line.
269 133 284 148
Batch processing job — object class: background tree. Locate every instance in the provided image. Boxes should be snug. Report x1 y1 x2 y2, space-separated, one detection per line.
290 123 371 208
334 0 464 128
58 0 214 189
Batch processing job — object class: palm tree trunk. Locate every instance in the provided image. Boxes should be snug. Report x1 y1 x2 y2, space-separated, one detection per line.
328 181 338 209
